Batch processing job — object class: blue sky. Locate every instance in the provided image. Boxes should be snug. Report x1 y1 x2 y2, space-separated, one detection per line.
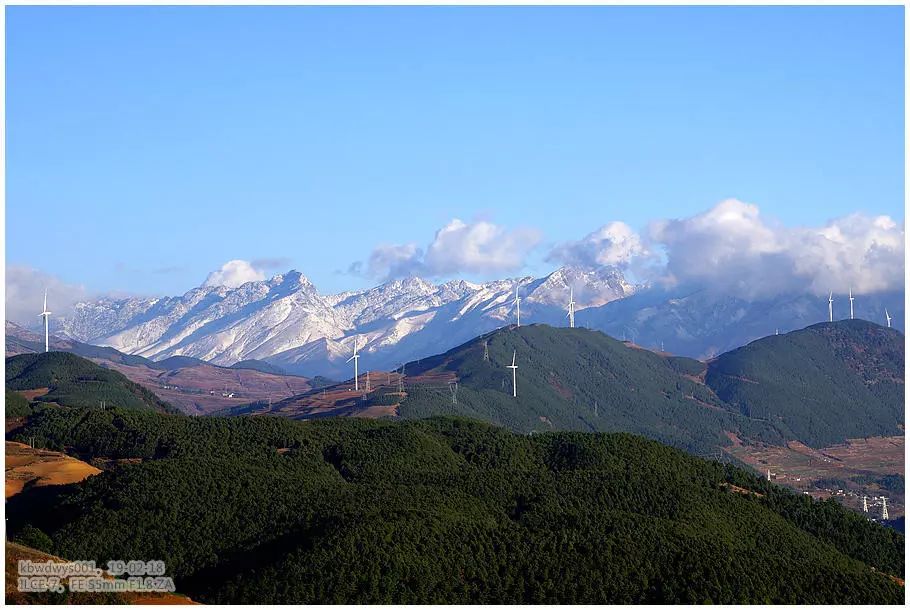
6 5 905 298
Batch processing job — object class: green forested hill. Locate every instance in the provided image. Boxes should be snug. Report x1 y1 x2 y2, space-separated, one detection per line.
396 325 779 454
393 322 903 451
5 352 176 413
705 320 904 447
6 409 903 604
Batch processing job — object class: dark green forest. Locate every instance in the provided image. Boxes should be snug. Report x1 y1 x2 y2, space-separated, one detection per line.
4 322 905 604
7 406 904 604
706 320 905 446
6 389 31 418
6 352 176 413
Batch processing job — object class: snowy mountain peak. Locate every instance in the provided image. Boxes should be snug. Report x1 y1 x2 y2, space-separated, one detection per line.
57 264 644 377
267 270 315 292
527 265 633 308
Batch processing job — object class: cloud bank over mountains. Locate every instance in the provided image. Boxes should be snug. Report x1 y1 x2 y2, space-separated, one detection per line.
647 199 904 298
6 199 904 327
348 199 904 298
349 218 542 280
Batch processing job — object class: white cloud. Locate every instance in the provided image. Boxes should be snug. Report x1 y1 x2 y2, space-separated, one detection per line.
424 219 541 276
790 213 905 295
547 198 903 298
648 199 904 297
202 260 266 289
548 221 648 268
5 266 90 327
362 243 425 279
354 219 541 280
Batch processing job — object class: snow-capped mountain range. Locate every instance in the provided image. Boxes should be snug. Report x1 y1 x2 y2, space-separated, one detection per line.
52 264 903 378
57 266 635 378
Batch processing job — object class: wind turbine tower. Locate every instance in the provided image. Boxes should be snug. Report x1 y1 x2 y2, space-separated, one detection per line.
514 286 521 328
347 337 360 391
849 288 855 320
828 292 834 322
885 308 892 328
567 287 576 329
507 350 518 398
39 289 52 353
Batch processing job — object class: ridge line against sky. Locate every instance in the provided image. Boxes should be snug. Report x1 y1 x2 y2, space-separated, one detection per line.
4 6 904 314
5 198 905 325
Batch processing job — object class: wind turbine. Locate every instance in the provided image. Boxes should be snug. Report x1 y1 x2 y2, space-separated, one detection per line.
514 286 521 328
566 287 576 329
347 336 360 391
849 287 855 320
39 289 51 353
506 350 518 398
828 292 834 323
885 308 892 328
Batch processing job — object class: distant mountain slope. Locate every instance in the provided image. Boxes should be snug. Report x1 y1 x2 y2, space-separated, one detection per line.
6 321 157 367
578 287 904 360
705 320 904 447
7 412 904 603
229 359 295 376
93 359 312 416
5 321 47 356
5 352 176 413
6 322 312 415
152 355 209 370
395 325 778 454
